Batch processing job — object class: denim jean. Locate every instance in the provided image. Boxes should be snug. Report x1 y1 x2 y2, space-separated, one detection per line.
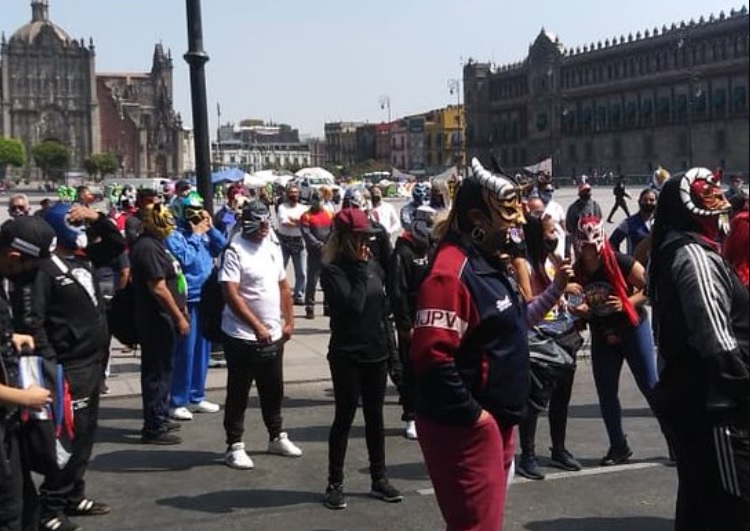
281 242 306 301
590 318 658 447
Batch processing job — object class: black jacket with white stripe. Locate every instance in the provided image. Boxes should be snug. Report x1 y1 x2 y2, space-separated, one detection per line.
651 230 749 427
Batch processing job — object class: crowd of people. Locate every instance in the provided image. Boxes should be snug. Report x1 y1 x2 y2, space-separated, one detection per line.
0 163 747 530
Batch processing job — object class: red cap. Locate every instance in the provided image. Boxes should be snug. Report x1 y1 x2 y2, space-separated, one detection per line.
334 208 378 234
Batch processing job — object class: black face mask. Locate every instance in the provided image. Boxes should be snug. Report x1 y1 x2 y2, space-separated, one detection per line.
640 204 656 214
544 239 559 253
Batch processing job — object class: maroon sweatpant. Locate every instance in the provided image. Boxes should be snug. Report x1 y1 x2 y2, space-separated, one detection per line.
417 415 515 531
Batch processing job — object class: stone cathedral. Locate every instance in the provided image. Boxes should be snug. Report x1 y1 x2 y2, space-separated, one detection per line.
0 0 184 179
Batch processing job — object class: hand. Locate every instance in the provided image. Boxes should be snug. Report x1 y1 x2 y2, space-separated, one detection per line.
68 205 99 223
569 302 591 318
605 295 623 313
475 410 492 425
356 241 370 262
564 282 583 296
200 210 214 228
11 333 34 354
282 323 293 342
189 217 211 235
552 259 574 291
254 324 273 343
21 385 52 409
175 315 190 336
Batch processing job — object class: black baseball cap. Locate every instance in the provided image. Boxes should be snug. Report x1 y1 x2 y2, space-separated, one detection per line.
0 216 57 258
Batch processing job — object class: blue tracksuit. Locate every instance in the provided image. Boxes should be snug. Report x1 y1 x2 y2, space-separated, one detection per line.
164 226 227 408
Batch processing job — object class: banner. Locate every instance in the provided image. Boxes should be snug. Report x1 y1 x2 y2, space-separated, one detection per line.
523 157 552 175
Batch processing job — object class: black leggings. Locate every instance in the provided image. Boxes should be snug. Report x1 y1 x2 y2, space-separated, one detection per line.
519 355 577 456
327 357 387 484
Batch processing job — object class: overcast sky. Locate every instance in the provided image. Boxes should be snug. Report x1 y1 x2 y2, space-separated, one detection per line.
3 0 746 137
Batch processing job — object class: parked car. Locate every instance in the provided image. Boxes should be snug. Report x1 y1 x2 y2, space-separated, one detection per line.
297 175 341 204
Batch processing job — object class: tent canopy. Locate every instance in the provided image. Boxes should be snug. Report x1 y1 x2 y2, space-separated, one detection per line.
211 167 245 184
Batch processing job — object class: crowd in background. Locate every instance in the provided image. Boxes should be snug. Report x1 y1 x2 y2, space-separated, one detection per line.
0 163 747 531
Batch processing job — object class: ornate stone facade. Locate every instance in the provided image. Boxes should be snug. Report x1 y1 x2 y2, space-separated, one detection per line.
464 7 749 177
0 0 98 172
0 1 183 179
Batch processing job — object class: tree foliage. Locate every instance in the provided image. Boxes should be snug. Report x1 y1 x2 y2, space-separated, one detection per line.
0 137 26 179
84 152 119 181
32 140 71 181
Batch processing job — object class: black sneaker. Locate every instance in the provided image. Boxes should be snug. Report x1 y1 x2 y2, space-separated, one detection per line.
141 430 182 445
549 448 582 471
517 454 545 480
323 483 346 510
369 478 404 503
65 498 111 516
600 442 633 466
305 307 315 319
40 515 82 531
165 421 182 432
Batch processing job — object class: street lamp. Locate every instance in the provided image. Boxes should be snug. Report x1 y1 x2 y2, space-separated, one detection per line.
447 79 463 173
379 95 391 167
184 0 213 211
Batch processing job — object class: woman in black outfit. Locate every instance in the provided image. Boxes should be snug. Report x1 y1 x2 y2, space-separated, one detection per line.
320 207 404 510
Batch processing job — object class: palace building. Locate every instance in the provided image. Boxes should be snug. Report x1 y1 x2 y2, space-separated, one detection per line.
463 7 749 177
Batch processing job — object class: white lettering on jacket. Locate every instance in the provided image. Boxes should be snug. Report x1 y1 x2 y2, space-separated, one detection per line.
414 308 468 337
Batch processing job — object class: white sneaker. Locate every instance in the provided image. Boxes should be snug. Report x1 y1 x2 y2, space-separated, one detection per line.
225 442 254 470
189 400 220 414
169 407 193 421
404 420 418 440
267 432 302 457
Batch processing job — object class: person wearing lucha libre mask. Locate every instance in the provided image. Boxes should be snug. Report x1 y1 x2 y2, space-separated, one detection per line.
648 168 749 531
410 158 575 530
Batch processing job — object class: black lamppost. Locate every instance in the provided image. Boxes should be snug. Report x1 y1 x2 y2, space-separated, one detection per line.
448 79 463 174
184 0 213 211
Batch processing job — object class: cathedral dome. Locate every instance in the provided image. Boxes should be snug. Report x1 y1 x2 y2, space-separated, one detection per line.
9 1 74 46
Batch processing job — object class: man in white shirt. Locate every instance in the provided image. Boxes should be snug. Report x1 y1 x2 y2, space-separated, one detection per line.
219 200 302 470
276 185 309 304
369 185 401 242
539 182 567 258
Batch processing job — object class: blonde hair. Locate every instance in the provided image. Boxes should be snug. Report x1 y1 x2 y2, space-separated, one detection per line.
323 226 348 263
319 186 333 201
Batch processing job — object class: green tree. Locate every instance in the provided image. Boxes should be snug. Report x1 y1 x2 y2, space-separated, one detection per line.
32 140 71 182
0 137 26 180
84 152 119 182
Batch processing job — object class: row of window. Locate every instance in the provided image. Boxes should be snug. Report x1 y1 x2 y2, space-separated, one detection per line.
561 33 748 89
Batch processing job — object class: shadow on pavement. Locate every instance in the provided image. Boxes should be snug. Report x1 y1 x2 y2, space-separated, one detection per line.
365 460 428 481
89 449 222 473
525 516 672 530
157 488 320 514
566 404 654 418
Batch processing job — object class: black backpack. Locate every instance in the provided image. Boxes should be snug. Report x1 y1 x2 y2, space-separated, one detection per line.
198 246 235 343
107 283 138 346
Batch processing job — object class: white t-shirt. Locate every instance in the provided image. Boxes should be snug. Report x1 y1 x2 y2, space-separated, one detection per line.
544 199 567 258
276 202 309 237
219 234 286 341
370 202 402 239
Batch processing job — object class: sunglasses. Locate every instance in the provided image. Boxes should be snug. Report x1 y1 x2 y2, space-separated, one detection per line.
10 204 27 212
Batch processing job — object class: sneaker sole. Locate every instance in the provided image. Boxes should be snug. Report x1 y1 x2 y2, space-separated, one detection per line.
369 491 404 503
516 468 546 480
601 450 633 467
548 459 582 472
225 461 254 470
323 500 347 510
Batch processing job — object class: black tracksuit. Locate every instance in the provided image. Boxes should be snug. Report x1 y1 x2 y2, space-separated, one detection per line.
321 257 390 484
11 253 109 523
388 235 430 421
651 230 749 531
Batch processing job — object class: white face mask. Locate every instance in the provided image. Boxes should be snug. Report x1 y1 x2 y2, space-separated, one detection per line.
75 233 88 250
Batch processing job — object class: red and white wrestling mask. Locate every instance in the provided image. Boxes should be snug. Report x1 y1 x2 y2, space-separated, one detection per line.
575 215 605 254
680 167 731 237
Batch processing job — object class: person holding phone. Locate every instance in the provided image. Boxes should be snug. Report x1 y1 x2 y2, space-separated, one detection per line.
164 192 227 422
569 215 663 466
320 207 404 510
